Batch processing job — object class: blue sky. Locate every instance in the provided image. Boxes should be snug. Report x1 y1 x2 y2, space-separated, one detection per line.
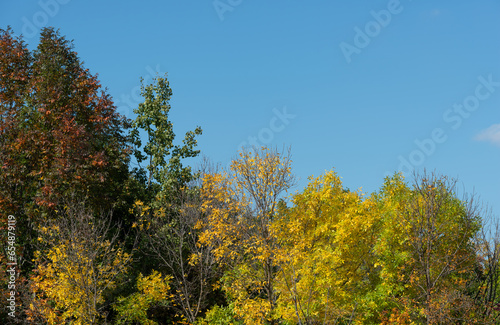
2 1 499 217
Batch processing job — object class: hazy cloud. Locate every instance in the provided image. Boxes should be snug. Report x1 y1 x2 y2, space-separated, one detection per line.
475 124 500 147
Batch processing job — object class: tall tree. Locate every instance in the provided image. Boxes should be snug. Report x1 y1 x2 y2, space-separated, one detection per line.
131 75 207 322
272 170 380 324
0 28 32 320
372 172 482 324
199 147 295 324
132 75 202 200
0 27 133 322
0 26 132 229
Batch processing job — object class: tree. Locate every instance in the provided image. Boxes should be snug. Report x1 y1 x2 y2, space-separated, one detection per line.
1 27 134 323
199 147 295 324
0 27 32 322
130 75 211 322
0 27 132 272
272 170 380 324
134 186 221 324
372 171 482 324
466 208 500 323
132 74 202 198
113 270 173 325
1 27 131 213
26 200 132 324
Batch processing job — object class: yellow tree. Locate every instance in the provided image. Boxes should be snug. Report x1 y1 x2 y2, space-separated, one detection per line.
27 201 132 324
198 147 295 324
272 170 380 324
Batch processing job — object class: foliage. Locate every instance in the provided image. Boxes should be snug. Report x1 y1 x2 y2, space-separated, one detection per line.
0 27 131 215
2 26 499 325
114 270 173 325
196 303 243 325
132 75 202 198
0 27 133 302
272 170 380 324
369 172 484 324
199 147 295 324
26 201 131 324
128 74 213 323
133 187 222 324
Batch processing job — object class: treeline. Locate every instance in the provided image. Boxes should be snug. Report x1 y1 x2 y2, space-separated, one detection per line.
1 27 500 324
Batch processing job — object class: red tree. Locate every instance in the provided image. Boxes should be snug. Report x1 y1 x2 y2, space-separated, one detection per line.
0 28 133 305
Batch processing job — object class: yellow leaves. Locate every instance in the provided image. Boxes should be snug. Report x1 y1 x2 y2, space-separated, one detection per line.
273 170 382 323
114 271 172 325
188 252 200 266
29 209 131 324
199 147 294 323
137 271 172 301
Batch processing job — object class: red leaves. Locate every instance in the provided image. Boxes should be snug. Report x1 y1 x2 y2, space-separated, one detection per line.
0 27 131 221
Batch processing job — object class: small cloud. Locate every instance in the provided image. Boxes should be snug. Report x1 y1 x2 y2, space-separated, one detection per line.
475 124 500 147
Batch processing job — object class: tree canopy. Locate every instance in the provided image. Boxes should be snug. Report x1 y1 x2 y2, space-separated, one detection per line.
1 27 499 325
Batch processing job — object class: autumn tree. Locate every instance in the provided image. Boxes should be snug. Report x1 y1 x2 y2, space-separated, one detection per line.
0 27 133 278
199 147 295 324
0 27 31 215
0 27 32 322
1 27 131 214
134 186 222 324
1 27 135 323
272 170 380 324
113 270 174 325
26 200 132 324
372 172 483 324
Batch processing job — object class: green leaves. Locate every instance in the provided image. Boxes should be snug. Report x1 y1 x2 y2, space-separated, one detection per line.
114 271 173 325
132 75 202 197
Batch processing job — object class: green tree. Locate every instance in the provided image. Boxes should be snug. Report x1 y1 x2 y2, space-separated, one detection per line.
131 75 209 322
371 172 482 324
132 75 202 199
113 270 173 325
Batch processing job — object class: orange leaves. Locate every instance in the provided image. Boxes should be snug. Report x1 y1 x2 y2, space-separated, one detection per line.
0 27 131 225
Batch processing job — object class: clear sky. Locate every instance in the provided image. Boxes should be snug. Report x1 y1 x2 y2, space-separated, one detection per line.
2 1 499 217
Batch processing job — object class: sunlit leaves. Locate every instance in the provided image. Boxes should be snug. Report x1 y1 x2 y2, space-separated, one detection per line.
273 170 380 324
132 75 202 197
27 202 131 324
114 270 173 325
199 147 294 324
370 172 483 323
